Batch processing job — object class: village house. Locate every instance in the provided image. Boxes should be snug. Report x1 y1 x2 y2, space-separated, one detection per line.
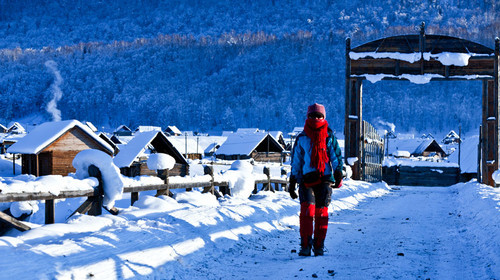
215 130 284 162
386 138 446 158
442 130 461 144
164 125 182 136
113 131 188 177
7 122 26 134
7 120 114 176
113 125 134 136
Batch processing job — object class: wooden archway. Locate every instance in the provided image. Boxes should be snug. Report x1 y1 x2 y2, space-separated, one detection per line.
345 23 499 186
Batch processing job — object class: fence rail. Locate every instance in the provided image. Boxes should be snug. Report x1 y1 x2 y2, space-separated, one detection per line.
0 165 290 232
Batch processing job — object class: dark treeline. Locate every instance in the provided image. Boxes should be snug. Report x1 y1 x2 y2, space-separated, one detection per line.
0 0 497 134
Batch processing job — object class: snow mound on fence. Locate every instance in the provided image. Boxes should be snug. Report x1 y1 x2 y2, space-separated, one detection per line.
223 160 255 199
72 149 125 208
147 153 175 171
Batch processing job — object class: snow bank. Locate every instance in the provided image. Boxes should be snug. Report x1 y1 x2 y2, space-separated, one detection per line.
330 179 392 212
147 153 175 171
175 191 219 207
222 160 255 199
454 181 500 267
72 149 125 208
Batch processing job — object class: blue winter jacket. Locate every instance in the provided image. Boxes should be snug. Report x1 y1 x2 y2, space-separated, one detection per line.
291 128 343 183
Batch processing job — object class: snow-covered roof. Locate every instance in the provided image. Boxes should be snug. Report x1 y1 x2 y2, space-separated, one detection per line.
167 136 204 155
196 136 227 154
288 127 303 137
165 125 182 135
114 125 132 133
7 120 114 155
111 135 134 145
0 124 7 133
448 135 479 174
215 131 283 156
236 128 260 134
113 131 160 168
8 122 26 134
135 126 162 133
85 121 98 132
221 131 234 137
269 131 283 141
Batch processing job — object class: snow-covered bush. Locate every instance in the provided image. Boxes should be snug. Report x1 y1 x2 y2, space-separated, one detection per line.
223 160 255 199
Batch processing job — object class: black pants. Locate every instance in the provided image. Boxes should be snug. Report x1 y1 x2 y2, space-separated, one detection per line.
298 181 332 207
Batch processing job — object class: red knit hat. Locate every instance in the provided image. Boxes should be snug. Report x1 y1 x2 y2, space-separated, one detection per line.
307 103 326 118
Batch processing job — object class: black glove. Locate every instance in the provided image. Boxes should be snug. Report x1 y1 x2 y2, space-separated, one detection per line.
289 176 298 199
333 169 343 188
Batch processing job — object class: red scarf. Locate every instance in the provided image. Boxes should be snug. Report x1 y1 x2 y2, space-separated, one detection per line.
304 118 329 175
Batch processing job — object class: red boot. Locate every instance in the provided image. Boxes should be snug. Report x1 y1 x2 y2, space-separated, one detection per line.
299 203 315 256
313 206 329 256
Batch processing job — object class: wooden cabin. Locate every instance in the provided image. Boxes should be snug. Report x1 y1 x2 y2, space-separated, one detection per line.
7 120 114 176
215 130 284 162
113 125 133 136
442 130 461 144
113 131 188 177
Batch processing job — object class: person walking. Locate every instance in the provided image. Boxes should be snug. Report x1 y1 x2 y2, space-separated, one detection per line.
289 103 343 256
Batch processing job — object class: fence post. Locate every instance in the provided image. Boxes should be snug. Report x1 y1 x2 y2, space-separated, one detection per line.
203 165 215 195
156 169 171 197
131 192 139 205
280 168 288 191
263 167 273 192
45 199 55 224
88 165 103 216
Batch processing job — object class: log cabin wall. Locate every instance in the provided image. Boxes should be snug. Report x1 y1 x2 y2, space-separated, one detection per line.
42 127 113 176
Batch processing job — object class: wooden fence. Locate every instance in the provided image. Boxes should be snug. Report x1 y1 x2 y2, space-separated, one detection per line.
0 165 289 232
382 165 460 186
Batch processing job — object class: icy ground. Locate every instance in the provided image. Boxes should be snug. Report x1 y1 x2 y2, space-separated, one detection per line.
0 179 498 279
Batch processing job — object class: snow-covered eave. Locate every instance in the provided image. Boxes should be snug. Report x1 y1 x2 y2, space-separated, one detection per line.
351 74 494 85
350 51 494 67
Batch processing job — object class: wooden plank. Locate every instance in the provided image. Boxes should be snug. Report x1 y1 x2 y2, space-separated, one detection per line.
67 198 93 219
0 211 31 232
0 189 96 203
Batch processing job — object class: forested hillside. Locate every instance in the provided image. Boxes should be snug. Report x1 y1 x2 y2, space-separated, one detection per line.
0 0 498 134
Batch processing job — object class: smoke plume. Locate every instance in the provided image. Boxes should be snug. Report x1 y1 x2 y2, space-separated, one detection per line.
45 60 63 122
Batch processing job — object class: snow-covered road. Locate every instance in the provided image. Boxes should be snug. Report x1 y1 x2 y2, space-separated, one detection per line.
0 180 498 279
184 184 500 280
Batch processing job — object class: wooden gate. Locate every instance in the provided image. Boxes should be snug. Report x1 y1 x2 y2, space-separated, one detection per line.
362 121 384 182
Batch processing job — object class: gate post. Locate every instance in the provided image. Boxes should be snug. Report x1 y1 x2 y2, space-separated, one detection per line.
345 37 363 180
482 38 500 187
